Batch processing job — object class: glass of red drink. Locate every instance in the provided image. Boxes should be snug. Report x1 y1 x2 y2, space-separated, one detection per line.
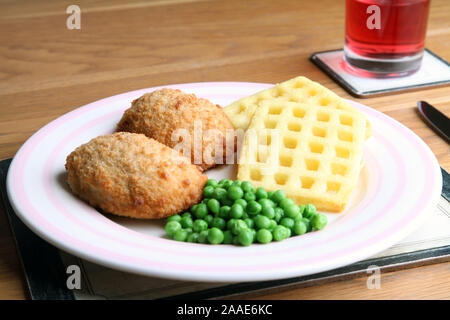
345 0 430 77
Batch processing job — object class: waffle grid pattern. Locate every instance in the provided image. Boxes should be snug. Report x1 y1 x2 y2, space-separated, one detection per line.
237 88 368 212
224 76 371 140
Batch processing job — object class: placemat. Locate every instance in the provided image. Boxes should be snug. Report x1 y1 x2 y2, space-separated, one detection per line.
1 158 449 300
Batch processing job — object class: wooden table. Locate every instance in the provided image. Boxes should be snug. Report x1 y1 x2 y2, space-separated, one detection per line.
0 0 449 300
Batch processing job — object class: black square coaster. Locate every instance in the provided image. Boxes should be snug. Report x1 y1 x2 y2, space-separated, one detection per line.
311 49 450 98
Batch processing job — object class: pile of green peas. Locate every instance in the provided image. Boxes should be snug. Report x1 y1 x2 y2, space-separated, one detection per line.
164 179 328 246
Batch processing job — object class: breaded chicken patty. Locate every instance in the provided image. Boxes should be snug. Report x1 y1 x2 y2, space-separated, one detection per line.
65 132 207 219
117 88 234 171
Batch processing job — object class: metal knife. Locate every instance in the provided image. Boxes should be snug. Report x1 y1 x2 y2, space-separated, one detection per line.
417 101 450 142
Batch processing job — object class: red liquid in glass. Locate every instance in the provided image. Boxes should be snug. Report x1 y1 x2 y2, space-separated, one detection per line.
345 0 430 59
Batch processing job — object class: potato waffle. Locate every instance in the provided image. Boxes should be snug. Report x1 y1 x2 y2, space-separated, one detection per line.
237 97 368 212
224 76 371 139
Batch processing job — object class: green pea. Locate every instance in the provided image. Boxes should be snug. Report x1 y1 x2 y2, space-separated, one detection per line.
286 227 292 238
221 197 234 207
194 203 208 218
241 181 256 193
173 229 188 242
267 191 275 199
227 218 236 231
261 199 276 209
254 215 270 230
180 216 194 229
203 185 215 198
213 187 228 202
205 179 218 188
187 232 199 243
258 198 272 210
262 206 275 219
293 220 307 235
268 219 277 231
165 221 182 238
204 214 214 226
219 206 231 219
232 180 242 187
274 207 284 222
228 185 244 200
255 187 268 199
244 218 254 229
212 217 226 230
300 218 312 232
232 235 240 246
219 179 233 189
223 230 233 244
273 225 290 241
231 219 248 235
237 229 253 246
234 198 247 209
207 199 220 215
247 200 262 216
208 227 224 244
231 203 244 219
271 190 286 203
244 192 256 202
167 214 181 223
304 204 317 218
242 212 249 219
190 204 199 213
280 217 295 230
198 230 209 243
256 229 273 244
284 204 300 220
193 219 208 232
182 212 192 219
202 198 209 204
184 227 193 234
299 205 306 216
279 198 295 210
312 213 328 230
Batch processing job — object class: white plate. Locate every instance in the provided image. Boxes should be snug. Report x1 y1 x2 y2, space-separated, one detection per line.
7 82 442 282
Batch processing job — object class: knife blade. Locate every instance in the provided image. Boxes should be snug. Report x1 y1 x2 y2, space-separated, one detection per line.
417 101 450 142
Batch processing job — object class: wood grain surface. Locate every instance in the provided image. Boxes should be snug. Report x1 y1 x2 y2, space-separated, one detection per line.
0 0 449 300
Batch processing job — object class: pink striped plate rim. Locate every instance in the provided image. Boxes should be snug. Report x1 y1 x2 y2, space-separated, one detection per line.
6 82 442 282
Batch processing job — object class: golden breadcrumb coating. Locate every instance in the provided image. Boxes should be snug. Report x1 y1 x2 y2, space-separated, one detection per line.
117 88 234 171
65 132 207 219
